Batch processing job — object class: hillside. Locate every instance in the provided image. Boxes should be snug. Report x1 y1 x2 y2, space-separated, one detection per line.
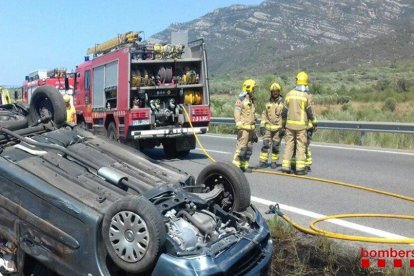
150 0 414 75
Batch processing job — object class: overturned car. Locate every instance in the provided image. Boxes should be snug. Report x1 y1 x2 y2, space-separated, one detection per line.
0 87 272 275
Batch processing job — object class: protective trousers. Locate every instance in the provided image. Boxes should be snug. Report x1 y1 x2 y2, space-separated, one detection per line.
233 129 254 170
259 129 281 164
305 129 313 167
291 129 313 169
282 128 307 172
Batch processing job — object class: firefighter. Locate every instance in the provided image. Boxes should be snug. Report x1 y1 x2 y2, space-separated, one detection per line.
290 88 317 172
259 82 284 169
232 79 257 172
281 71 317 175
64 94 77 124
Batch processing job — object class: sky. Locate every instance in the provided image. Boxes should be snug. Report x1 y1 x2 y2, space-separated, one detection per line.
0 0 263 86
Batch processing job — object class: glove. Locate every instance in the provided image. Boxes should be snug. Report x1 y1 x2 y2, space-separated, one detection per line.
313 123 318 133
259 126 266 136
279 128 286 138
252 132 258 143
282 120 286 130
307 129 313 139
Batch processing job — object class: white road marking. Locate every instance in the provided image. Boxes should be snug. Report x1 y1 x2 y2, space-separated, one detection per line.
251 196 409 239
194 148 232 155
203 134 236 140
310 144 414 156
202 134 414 156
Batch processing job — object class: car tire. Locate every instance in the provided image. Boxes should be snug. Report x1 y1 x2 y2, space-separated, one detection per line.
196 162 251 212
106 122 118 141
28 86 66 127
0 110 28 130
102 196 166 274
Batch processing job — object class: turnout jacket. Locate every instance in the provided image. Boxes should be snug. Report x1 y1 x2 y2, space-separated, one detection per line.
234 93 256 130
260 96 284 131
282 87 316 130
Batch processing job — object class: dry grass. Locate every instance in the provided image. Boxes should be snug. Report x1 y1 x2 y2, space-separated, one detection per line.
268 216 414 276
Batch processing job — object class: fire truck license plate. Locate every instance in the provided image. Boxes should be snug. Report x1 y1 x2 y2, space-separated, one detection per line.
192 116 209 122
132 120 150 126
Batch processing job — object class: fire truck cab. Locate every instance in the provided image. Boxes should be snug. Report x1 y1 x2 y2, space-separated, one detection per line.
22 68 76 105
74 31 211 158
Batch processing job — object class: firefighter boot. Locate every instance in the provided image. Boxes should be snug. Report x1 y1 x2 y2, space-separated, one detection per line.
240 161 252 173
281 160 291 174
270 153 279 169
295 160 307 175
259 161 268 168
259 141 270 168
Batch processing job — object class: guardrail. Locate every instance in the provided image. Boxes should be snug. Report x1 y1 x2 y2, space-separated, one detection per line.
210 117 414 134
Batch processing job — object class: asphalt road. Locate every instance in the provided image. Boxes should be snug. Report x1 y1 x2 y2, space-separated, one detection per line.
142 134 414 250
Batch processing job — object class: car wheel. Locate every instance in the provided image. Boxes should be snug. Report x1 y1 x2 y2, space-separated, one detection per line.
106 122 118 141
102 196 166 274
196 162 251 212
28 86 66 127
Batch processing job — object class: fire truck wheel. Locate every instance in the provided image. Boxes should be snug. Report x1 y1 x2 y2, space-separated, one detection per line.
106 122 118 141
102 196 166 274
28 86 66 127
196 162 251 212
176 150 190 158
163 142 177 158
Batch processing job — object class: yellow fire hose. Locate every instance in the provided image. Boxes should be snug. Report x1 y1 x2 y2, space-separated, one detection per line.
181 106 216 162
181 106 414 244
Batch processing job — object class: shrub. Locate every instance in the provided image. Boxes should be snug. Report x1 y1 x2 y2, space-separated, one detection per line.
374 79 391 91
383 97 397 112
396 78 411 92
309 83 325 95
341 102 352 111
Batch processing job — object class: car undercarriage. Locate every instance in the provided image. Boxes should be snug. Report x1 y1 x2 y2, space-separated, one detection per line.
0 87 272 275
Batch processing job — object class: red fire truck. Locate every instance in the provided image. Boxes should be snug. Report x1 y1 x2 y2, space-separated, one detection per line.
74 31 211 157
22 68 76 105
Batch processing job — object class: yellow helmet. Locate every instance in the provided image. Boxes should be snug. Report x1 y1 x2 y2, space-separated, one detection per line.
242 79 256 93
63 94 71 103
270 82 281 92
296 71 309 85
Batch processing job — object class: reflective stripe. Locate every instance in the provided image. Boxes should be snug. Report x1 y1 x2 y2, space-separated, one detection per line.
232 159 240 167
240 161 249 169
265 124 281 131
296 160 306 170
287 120 307 126
237 124 255 130
300 101 305 123
282 159 290 170
271 153 279 161
285 95 307 102
259 152 268 161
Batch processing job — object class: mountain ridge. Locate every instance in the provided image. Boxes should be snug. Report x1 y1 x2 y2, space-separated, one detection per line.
150 0 414 75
